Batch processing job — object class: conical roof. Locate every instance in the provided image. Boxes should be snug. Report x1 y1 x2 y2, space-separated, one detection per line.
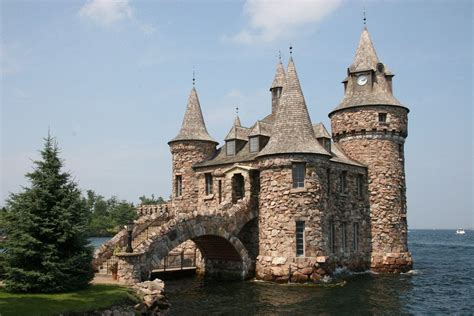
169 87 217 144
349 27 379 72
233 115 241 127
331 28 406 114
313 122 331 139
259 57 330 157
270 61 286 90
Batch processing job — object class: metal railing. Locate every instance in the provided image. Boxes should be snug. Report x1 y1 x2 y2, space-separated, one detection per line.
154 248 197 272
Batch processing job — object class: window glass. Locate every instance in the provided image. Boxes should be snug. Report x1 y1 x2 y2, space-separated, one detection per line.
205 173 213 195
378 113 387 123
357 174 363 197
292 163 305 188
296 221 305 256
249 137 259 152
226 140 236 156
353 222 359 251
175 175 182 197
340 171 347 193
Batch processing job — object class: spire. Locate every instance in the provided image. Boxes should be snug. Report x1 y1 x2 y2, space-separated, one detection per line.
349 27 379 73
169 87 217 144
259 57 330 157
233 115 241 127
270 60 286 90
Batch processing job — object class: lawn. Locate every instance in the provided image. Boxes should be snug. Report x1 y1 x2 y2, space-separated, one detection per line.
0 284 138 316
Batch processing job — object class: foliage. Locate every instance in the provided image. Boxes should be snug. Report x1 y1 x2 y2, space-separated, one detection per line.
0 135 94 293
138 194 166 205
0 284 138 316
83 191 138 237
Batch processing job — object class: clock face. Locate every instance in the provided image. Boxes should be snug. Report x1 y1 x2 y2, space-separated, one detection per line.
357 75 368 86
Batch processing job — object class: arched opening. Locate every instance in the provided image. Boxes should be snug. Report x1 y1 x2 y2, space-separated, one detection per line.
232 173 245 203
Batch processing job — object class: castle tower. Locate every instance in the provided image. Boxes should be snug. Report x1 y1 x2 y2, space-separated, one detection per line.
256 57 332 282
168 86 217 214
329 27 412 273
269 60 286 116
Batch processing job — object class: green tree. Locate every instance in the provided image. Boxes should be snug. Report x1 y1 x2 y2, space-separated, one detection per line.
0 135 93 292
138 194 166 205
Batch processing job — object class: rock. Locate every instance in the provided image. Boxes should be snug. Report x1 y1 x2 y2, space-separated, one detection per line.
272 257 287 265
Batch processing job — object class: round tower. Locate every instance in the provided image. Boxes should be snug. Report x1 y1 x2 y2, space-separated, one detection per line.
329 28 412 273
168 86 217 215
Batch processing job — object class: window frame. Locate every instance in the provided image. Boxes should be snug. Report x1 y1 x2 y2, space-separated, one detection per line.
340 171 348 194
175 175 182 197
226 140 236 156
292 162 306 189
205 173 213 195
353 222 359 251
357 174 363 197
342 222 347 253
296 221 305 257
329 222 336 253
249 136 260 153
378 112 387 123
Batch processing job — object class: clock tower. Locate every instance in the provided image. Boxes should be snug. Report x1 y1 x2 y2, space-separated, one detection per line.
329 27 413 273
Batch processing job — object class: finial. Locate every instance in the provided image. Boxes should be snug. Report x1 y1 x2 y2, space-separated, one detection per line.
192 68 195 86
278 50 282 61
289 45 293 55
235 106 239 116
363 1 367 25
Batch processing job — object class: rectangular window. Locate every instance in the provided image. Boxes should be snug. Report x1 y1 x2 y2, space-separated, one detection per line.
218 180 222 203
329 222 336 253
249 136 259 152
175 175 182 197
226 140 236 156
398 143 403 159
296 221 305 256
357 174 363 197
353 222 359 251
342 222 347 253
292 163 305 188
327 168 331 195
378 113 387 123
205 173 213 195
340 171 347 193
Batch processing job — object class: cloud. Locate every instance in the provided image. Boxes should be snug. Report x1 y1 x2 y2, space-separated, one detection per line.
227 0 343 44
79 0 133 26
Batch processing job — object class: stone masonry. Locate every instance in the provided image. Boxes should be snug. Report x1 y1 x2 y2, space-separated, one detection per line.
106 26 412 284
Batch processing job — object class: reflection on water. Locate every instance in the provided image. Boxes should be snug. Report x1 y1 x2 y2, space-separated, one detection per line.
165 230 474 314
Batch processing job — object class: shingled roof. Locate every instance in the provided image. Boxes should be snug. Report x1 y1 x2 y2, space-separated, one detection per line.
225 116 250 141
270 61 286 90
349 27 379 73
331 27 405 113
169 87 217 144
249 120 272 137
258 57 330 157
313 122 331 139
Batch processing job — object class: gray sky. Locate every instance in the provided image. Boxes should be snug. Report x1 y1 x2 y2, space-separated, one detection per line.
1 0 472 229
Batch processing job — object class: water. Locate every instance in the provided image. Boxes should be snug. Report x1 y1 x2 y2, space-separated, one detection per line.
88 237 111 250
164 230 474 314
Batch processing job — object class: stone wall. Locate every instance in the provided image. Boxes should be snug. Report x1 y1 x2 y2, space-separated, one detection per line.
255 155 370 282
330 105 412 273
169 140 216 216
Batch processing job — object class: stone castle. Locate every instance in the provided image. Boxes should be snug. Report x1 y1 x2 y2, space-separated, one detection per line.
166 26 412 280
97 27 412 284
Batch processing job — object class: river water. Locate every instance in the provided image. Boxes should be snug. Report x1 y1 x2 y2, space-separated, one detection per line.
90 230 474 314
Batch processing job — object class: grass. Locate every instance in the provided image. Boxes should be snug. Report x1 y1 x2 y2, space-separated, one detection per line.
0 284 139 316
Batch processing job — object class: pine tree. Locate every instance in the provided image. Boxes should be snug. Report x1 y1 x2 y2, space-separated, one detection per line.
0 135 94 292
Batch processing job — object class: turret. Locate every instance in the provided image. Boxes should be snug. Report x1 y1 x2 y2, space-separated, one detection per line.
329 27 412 273
269 60 286 116
168 86 217 215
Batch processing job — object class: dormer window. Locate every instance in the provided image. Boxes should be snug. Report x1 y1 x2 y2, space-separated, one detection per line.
249 136 259 152
378 113 387 123
226 140 236 156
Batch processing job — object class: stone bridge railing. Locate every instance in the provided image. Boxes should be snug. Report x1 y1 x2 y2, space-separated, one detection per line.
93 202 172 271
117 197 257 284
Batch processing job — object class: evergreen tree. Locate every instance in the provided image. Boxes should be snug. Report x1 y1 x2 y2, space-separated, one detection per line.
0 135 94 292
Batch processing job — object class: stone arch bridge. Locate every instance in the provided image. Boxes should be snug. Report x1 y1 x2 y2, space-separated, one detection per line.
94 197 258 284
